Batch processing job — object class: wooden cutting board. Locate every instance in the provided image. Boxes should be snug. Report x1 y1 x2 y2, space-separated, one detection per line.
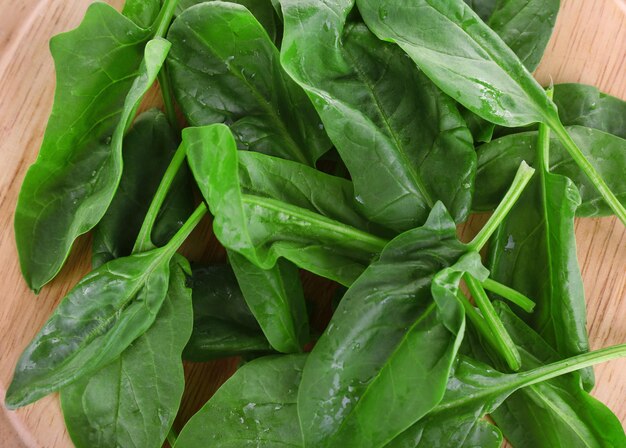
1 1 625 446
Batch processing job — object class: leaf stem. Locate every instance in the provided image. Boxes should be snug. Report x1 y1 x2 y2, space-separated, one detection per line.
465 275 521 371
153 0 179 39
133 143 187 253
457 291 495 342
548 118 626 225
516 343 626 388
481 278 535 313
468 162 535 252
158 65 179 131
163 203 208 257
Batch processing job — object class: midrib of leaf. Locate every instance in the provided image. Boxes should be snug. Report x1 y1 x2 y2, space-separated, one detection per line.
176 21 311 166
241 195 387 252
341 37 434 209
327 301 439 443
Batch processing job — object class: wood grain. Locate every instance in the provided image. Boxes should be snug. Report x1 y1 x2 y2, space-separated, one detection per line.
0 0 624 447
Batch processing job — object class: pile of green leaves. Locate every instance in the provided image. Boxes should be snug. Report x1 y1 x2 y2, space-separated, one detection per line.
7 0 626 447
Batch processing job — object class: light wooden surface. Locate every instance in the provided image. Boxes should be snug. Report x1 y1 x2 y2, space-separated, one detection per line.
1 0 625 447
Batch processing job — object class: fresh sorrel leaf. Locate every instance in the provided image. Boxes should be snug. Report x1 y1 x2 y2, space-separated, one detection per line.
61 255 193 448
123 0 162 28
168 2 328 165
280 0 475 231
14 2 170 291
474 126 626 216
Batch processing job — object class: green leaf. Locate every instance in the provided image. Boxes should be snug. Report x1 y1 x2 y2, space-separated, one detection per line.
176 0 279 41
298 204 488 448
14 3 170 291
123 0 162 28
485 0 559 72
229 253 308 353
388 344 626 447
184 124 387 286
474 126 626 216
5 244 179 408
463 0 496 22
92 109 193 267
174 354 306 448
167 2 328 166
183 264 272 361
472 302 626 448
552 83 626 139
60 255 193 448
279 1 475 230
357 0 556 127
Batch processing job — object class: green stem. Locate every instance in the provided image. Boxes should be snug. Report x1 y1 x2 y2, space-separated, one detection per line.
465 275 521 371
482 278 535 313
153 0 180 39
163 203 208 257
158 65 179 131
468 162 535 252
457 291 495 342
133 143 187 253
548 118 626 225
517 343 626 388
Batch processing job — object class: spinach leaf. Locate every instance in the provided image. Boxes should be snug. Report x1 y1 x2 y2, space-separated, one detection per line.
176 0 279 41
388 344 626 447
474 126 626 216
279 0 475 231
5 205 205 408
184 264 272 361
485 0 559 72
229 253 308 353
357 0 626 222
487 116 593 389
174 354 306 448
471 302 626 448
123 0 162 28
494 83 626 139
298 204 488 448
184 124 387 286
60 254 193 448
92 109 193 267
14 2 172 292
167 2 328 166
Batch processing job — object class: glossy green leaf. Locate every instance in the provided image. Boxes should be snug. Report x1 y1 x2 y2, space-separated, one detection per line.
485 0 559 71
229 253 308 353
123 0 162 28
4 202 208 410
357 0 556 127
184 124 387 286
176 0 279 40
280 0 475 230
5 245 177 408
167 2 328 166
463 0 496 22
474 126 626 216
174 354 306 448
14 2 170 291
61 255 193 448
298 203 488 448
92 109 193 267
494 83 626 139
388 344 626 448
487 121 594 389
472 302 626 448
183 263 272 361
